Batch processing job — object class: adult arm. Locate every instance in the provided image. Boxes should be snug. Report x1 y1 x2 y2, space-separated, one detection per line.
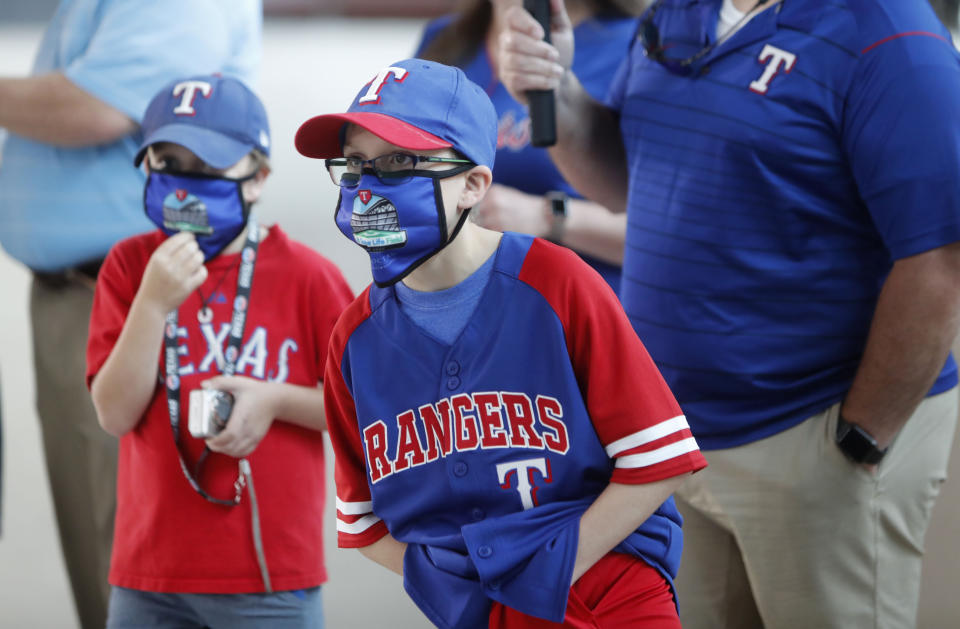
473 184 627 264
841 242 960 450
498 0 629 213
0 0 253 148
0 73 135 146
559 199 627 264
840 32 960 455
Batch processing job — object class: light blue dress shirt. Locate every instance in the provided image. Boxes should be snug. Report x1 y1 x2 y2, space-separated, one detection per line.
0 0 262 271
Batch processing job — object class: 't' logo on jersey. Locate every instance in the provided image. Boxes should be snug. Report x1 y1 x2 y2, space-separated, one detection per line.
498 457 552 510
749 45 797 95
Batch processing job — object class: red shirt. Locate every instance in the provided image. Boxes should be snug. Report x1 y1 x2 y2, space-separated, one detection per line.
87 225 353 593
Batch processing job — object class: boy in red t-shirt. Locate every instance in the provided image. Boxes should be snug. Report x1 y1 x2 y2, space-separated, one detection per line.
86 75 353 628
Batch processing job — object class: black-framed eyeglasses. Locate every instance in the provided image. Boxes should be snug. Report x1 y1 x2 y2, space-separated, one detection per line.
325 152 474 187
640 0 768 76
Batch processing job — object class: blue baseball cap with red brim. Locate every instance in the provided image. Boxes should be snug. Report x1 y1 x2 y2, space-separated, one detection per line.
294 59 497 170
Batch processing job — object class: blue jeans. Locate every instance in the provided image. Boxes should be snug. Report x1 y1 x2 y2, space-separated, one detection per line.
106 586 323 628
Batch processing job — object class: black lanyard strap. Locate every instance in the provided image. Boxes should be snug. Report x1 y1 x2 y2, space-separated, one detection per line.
163 216 260 506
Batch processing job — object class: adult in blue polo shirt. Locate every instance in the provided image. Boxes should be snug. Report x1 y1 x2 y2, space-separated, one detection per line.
415 0 634 295
496 0 960 627
0 2 261 627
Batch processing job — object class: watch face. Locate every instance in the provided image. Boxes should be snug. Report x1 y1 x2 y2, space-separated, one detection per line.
550 198 567 217
546 191 568 217
837 421 885 464
839 430 873 462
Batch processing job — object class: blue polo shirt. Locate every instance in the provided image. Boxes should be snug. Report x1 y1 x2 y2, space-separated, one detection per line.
608 0 960 449
0 0 261 272
417 13 638 294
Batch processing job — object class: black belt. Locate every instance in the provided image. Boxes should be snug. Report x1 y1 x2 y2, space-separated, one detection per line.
33 258 104 288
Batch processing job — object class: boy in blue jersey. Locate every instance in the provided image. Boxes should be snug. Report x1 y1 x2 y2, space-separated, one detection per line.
295 58 707 628
497 0 960 627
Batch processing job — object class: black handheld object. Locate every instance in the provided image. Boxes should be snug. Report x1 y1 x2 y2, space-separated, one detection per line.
523 0 557 147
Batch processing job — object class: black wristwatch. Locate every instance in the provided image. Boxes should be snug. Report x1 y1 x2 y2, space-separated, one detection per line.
835 414 887 464
545 191 569 244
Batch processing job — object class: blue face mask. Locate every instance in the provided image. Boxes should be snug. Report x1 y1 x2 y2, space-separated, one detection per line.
335 171 472 287
144 170 254 260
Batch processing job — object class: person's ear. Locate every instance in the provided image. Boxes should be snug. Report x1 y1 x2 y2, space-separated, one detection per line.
458 165 493 210
241 164 270 204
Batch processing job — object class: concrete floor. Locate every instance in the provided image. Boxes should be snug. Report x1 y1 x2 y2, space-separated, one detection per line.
1 15 959 629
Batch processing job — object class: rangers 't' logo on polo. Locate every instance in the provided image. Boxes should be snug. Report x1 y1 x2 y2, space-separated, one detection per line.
749 44 797 95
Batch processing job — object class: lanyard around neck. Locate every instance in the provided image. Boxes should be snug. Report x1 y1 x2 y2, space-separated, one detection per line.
162 216 260 506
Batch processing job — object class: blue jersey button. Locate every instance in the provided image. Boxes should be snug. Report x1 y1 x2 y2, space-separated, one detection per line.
453 461 468 477
446 376 461 390
477 545 493 558
445 360 461 376
470 507 485 521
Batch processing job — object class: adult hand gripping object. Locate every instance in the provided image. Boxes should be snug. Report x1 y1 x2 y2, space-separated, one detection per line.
524 0 557 147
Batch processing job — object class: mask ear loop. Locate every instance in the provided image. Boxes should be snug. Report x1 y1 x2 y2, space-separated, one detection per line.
425 161 477 244
236 175 254 225
445 205 472 244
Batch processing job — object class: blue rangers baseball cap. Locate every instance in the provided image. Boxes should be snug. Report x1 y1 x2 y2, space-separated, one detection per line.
294 59 497 169
134 74 270 169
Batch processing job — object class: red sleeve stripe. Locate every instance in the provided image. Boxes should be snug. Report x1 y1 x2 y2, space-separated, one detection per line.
615 437 701 469
336 497 373 515
861 31 948 55
336 513 382 535
605 415 690 457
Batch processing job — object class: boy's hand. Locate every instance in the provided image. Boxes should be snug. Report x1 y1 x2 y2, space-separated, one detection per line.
140 232 208 313
202 375 277 458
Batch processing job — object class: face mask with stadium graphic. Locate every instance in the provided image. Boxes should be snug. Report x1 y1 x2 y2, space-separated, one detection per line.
334 172 470 287
144 170 254 260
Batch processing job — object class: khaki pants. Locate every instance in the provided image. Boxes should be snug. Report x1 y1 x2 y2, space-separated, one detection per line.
675 389 958 629
31 276 117 629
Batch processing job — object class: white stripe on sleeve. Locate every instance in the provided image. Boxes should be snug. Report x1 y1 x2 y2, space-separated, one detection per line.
605 415 690 457
614 437 700 469
336 497 373 515
336 513 382 535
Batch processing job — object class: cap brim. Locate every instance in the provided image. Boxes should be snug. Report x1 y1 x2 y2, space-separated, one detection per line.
294 112 451 159
134 124 255 169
